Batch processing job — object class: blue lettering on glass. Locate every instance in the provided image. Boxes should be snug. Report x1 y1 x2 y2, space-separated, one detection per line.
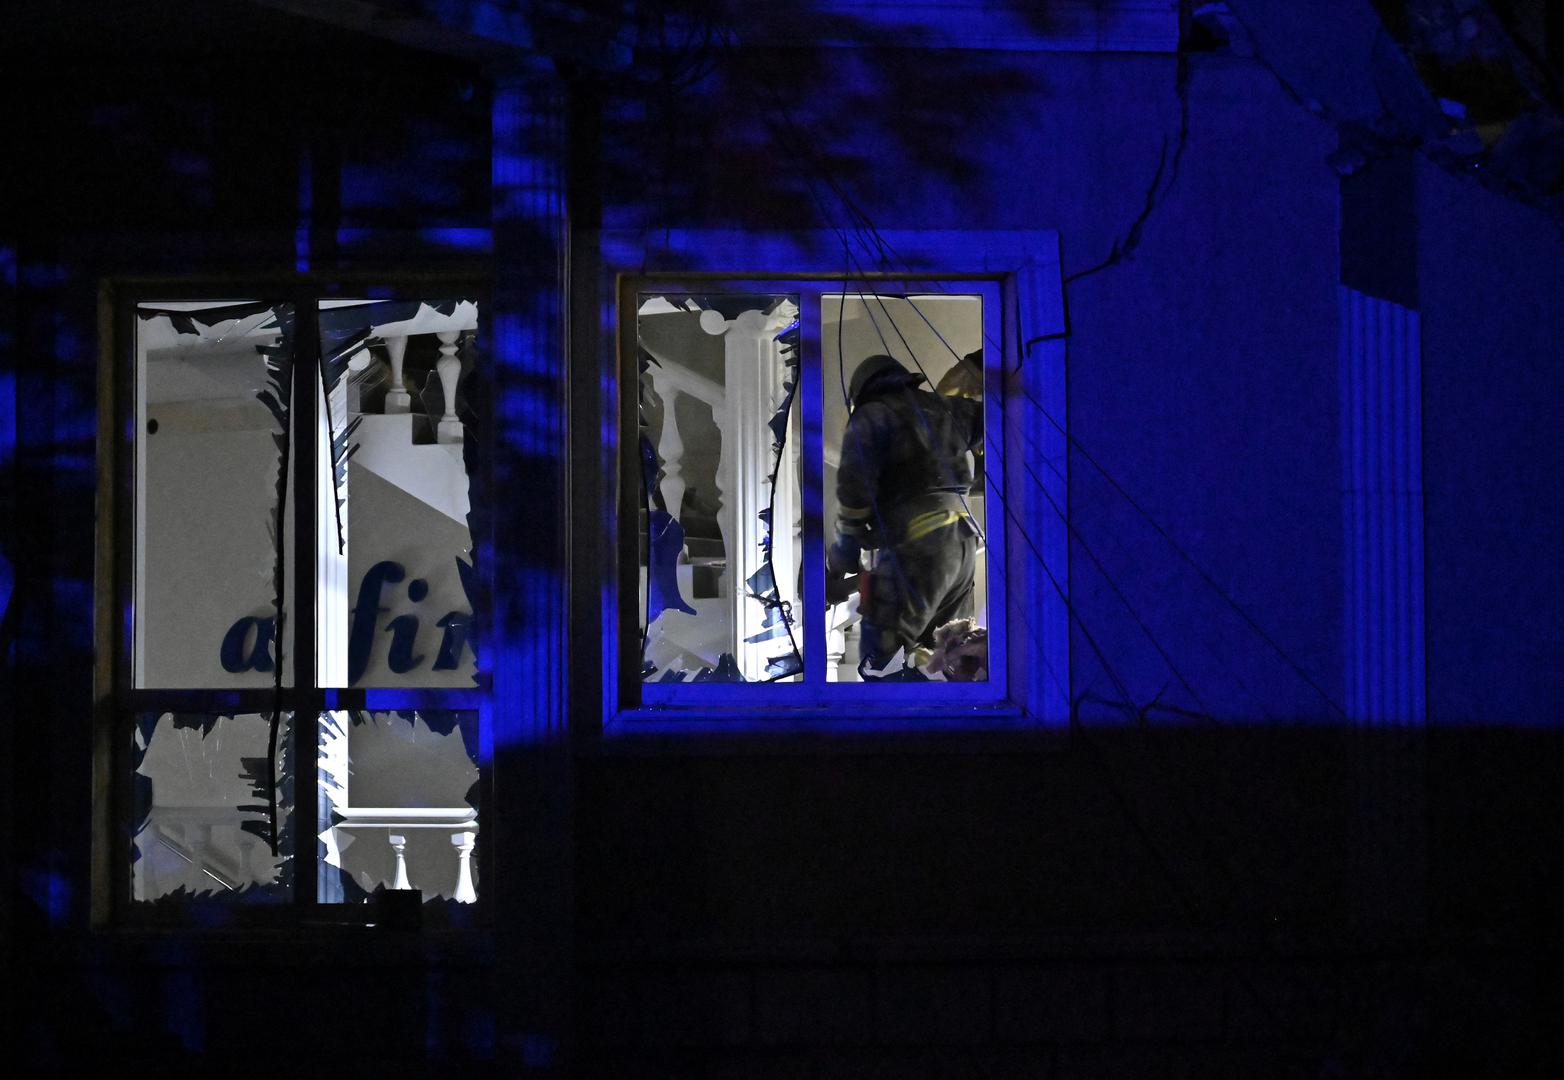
386 613 425 673
225 561 470 683
219 615 276 673
433 612 471 671
350 562 477 683
348 560 406 685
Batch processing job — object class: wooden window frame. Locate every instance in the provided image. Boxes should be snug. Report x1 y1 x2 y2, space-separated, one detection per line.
590 229 1070 738
92 273 493 930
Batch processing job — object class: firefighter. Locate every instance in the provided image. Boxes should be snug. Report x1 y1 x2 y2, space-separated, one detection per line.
828 352 984 675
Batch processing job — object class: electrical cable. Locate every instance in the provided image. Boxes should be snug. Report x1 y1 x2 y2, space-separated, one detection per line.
893 291 1347 719
684 11 1367 1047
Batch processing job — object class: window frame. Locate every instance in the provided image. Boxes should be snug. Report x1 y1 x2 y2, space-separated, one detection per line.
621 277 1008 706
94 274 494 930
595 229 1070 737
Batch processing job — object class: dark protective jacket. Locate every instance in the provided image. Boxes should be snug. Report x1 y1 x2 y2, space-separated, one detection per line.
836 377 983 546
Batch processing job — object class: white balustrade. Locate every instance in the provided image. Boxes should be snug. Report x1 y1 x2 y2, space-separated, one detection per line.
635 302 799 679
365 300 479 428
332 807 479 903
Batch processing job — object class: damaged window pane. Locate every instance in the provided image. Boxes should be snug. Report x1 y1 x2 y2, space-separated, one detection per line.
637 293 804 684
120 287 489 926
316 299 479 688
317 710 479 905
822 294 989 683
131 711 293 902
134 302 294 689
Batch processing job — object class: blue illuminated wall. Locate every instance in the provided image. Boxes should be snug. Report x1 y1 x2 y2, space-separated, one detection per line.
582 40 1354 939
599 47 1346 723
1418 157 1564 729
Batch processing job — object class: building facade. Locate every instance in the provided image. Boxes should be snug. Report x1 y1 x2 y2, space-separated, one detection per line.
6 1 1564 1074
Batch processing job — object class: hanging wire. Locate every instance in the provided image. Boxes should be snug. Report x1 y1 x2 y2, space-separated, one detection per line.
892 291 1348 720
752 46 1294 717
711 39 1279 695
668 10 1360 1047
858 289 989 545
833 277 931 672
649 7 1337 725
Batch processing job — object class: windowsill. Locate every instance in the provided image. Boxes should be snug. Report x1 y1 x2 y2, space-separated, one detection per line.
68 924 496 967
591 705 1067 754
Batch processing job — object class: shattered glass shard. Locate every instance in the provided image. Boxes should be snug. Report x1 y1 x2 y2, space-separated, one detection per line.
131 712 293 903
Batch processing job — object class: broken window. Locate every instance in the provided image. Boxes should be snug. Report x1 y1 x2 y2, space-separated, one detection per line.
131 712 293 902
318 710 479 906
636 293 804 683
135 302 296 689
316 300 478 688
117 290 485 921
625 280 1004 708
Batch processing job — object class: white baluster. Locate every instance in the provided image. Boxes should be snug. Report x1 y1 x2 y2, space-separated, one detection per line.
647 366 686 520
435 331 464 444
388 833 411 890
383 336 411 413
346 348 373 413
451 831 477 904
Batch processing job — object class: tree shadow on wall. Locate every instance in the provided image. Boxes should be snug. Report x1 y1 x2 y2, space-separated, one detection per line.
553 0 1064 236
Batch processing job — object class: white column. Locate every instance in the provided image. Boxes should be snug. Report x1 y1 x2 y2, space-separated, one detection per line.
388 833 411 890
383 335 411 413
451 831 477 904
701 307 792 680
